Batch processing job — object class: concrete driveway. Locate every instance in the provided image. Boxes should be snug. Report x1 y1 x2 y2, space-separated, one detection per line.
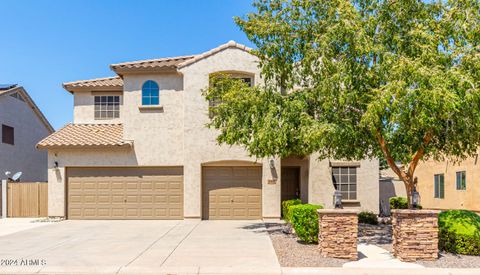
0 220 280 274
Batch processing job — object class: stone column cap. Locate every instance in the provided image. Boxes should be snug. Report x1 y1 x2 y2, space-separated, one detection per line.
391 209 441 214
317 209 360 214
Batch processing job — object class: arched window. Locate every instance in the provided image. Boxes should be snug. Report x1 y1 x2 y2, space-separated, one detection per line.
142 80 159 105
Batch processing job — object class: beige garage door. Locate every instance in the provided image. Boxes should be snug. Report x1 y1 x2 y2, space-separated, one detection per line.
203 166 262 220
67 167 183 220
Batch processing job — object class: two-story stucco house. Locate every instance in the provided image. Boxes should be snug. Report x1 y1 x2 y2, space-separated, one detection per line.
1 84 53 182
38 41 379 220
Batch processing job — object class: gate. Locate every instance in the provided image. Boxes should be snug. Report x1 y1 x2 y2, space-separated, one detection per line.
7 182 48 217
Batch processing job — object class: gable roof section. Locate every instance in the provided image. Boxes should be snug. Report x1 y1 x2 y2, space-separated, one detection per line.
0 86 54 133
37 123 132 149
63 76 123 93
177 40 253 69
110 40 253 74
62 41 254 93
110 55 196 76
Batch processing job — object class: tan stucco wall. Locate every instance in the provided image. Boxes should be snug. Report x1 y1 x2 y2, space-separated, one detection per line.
122 73 184 165
416 157 480 212
308 154 380 213
179 47 281 219
0 94 50 181
48 47 379 218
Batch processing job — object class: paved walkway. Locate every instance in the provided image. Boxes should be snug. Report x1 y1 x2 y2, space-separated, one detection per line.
343 244 423 269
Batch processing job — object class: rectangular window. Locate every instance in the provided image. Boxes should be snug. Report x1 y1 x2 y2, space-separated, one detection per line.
434 174 445 198
208 76 253 118
332 167 357 200
94 96 120 120
2 124 14 145
456 171 466 190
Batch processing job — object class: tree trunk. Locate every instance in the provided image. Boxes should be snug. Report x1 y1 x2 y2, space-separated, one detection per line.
402 177 413 208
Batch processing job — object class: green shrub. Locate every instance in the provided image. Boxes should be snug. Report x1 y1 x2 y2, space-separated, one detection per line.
281 199 301 222
290 204 323 243
358 211 378 225
389 197 408 209
439 210 480 255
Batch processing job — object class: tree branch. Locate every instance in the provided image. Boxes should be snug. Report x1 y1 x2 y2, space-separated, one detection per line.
408 130 433 176
375 129 408 180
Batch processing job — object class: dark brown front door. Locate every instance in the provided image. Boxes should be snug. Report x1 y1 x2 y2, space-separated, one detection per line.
281 167 300 202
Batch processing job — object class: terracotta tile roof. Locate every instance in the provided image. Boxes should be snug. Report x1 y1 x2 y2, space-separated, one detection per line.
63 76 123 90
177 41 253 69
37 123 132 149
110 55 196 73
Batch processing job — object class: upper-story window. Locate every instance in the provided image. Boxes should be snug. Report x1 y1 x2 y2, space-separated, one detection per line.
208 74 253 118
142 80 159 105
2 124 14 145
94 96 120 120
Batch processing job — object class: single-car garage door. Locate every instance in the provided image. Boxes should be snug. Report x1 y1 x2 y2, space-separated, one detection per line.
67 167 183 220
202 166 262 220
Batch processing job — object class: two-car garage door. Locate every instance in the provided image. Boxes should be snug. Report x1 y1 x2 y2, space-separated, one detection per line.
67 167 183 220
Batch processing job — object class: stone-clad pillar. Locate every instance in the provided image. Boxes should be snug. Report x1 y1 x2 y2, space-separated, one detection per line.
317 209 359 260
392 209 440 262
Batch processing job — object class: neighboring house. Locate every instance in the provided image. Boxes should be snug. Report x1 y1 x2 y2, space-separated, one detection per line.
379 168 407 215
0 84 53 182
416 156 480 212
37 41 379 220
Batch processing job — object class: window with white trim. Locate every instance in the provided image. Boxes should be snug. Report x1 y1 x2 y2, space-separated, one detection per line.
332 167 357 200
94 96 120 119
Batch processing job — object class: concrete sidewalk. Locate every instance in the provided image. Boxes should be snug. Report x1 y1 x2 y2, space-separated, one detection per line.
0 218 55 237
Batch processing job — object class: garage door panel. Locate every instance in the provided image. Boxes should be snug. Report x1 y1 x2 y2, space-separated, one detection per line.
203 166 262 220
67 167 184 220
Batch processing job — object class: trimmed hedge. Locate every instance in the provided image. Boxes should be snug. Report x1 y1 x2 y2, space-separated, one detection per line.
439 210 480 255
389 197 408 209
290 204 324 243
358 211 378 225
281 199 301 222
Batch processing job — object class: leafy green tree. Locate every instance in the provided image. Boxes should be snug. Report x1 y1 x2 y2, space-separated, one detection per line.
204 0 480 207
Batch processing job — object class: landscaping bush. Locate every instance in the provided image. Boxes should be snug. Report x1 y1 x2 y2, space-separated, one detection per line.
358 211 378 225
289 204 323 243
281 199 301 222
438 210 480 255
389 197 408 210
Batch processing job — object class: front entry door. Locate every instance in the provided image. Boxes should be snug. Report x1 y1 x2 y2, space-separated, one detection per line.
281 167 300 202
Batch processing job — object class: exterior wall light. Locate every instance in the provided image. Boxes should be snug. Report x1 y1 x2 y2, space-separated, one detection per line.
269 159 275 169
333 190 343 209
412 177 421 209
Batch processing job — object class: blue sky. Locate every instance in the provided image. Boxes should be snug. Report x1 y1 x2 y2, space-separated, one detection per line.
0 0 254 129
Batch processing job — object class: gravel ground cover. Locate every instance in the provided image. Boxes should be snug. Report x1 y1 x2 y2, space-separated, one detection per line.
265 222 348 267
267 221 480 268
